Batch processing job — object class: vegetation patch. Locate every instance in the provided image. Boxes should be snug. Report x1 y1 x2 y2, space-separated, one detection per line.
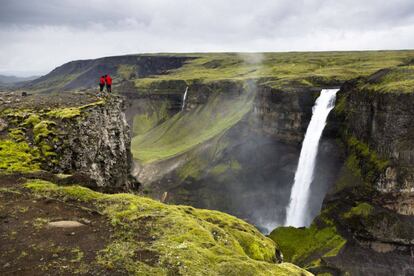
269 223 346 269
47 107 81 119
24 179 310 275
33 120 55 142
132 51 414 90
357 65 414 93
0 139 41 173
346 136 389 183
343 202 374 219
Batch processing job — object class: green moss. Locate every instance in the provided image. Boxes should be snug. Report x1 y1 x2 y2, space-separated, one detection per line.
47 107 81 119
8 128 25 141
45 100 105 119
343 202 374 219
346 136 389 183
33 120 55 143
24 179 310 275
23 114 41 126
0 139 41 173
269 223 346 268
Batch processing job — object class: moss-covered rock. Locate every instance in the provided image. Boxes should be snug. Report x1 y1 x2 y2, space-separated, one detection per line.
24 179 311 275
0 95 134 189
269 223 346 270
0 139 41 172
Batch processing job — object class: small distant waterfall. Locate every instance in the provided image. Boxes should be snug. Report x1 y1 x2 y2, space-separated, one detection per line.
182 86 189 111
285 89 339 227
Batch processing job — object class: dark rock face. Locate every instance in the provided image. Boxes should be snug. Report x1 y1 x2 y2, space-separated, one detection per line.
338 80 414 215
253 86 321 144
56 96 135 189
306 77 414 275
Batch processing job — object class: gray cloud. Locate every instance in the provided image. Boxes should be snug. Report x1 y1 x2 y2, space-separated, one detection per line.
1 0 414 76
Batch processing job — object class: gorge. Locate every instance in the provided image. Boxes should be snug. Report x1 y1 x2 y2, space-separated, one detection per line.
1 51 414 275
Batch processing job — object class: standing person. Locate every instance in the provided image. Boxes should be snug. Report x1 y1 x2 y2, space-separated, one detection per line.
105 74 112 93
99 75 105 92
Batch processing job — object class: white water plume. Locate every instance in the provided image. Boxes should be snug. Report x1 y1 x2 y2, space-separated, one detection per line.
285 89 339 227
182 86 188 111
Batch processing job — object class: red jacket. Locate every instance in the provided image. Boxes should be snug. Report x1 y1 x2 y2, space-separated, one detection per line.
106 75 112 85
99 77 105 84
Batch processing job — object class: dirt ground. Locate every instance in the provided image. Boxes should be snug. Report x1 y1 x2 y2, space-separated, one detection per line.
0 175 115 275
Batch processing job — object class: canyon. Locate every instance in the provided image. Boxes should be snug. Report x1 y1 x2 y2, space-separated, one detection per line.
1 51 414 275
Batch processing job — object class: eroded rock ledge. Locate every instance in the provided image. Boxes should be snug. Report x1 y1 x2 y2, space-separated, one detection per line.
0 92 136 190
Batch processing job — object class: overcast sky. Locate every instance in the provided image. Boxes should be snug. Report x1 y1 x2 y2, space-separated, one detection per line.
1 0 414 76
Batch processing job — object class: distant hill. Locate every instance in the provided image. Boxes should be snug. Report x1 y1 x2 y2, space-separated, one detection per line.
21 54 191 93
0 74 39 84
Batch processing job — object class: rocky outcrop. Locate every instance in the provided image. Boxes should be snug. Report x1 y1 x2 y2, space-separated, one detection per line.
55 96 134 188
0 93 135 190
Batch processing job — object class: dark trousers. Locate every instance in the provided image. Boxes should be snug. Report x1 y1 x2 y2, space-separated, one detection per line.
106 85 111 92
99 84 105 92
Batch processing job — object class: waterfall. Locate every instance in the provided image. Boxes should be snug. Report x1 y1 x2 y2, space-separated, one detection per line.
182 86 189 111
285 89 339 227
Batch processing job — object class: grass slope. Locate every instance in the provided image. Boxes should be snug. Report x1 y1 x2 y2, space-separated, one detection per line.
131 88 254 163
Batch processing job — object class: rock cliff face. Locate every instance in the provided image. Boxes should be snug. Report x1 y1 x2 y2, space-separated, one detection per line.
338 80 414 215
0 93 135 189
55 96 134 188
270 68 414 276
253 86 321 144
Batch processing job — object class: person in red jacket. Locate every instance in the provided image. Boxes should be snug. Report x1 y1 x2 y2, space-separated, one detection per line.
99 75 105 92
105 74 112 92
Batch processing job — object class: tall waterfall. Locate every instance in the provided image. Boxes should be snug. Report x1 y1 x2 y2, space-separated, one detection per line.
285 89 339 227
182 86 189 111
